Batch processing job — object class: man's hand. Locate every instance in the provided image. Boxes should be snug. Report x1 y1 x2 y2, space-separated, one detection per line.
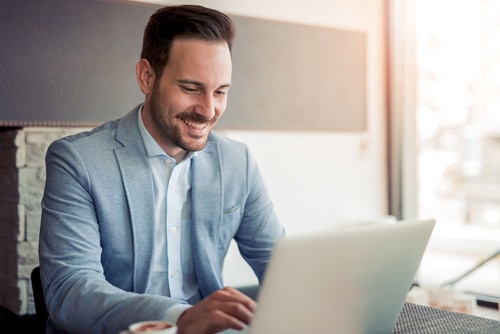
176 286 257 334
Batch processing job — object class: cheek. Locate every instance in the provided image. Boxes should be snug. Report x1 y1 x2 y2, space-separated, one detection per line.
215 98 228 115
159 93 187 115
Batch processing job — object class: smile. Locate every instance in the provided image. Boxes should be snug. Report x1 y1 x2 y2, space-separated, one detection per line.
182 118 209 130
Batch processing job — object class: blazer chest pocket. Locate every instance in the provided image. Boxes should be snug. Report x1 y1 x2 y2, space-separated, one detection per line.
222 204 240 226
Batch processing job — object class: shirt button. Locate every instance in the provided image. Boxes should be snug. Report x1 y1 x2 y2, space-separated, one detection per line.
171 227 177 234
170 271 178 279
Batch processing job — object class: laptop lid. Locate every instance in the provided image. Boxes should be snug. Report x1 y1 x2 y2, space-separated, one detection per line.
242 219 435 334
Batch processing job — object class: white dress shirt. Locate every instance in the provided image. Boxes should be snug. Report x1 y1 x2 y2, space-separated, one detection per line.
137 109 201 304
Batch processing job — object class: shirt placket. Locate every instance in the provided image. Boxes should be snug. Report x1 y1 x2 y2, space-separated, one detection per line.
165 158 183 299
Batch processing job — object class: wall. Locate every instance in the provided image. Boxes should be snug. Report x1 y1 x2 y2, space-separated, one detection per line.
0 0 388 313
0 128 89 314
1 0 367 132
0 129 22 313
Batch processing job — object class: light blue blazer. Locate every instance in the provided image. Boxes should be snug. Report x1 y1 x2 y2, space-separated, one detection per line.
39 105 284 334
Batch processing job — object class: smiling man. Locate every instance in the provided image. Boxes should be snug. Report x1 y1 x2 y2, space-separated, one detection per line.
38 5 284 334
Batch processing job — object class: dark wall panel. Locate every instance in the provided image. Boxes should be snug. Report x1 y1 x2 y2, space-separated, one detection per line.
0 0 152 127
0 0 366 131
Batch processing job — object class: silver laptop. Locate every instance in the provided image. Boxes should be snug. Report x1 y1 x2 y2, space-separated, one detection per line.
224 218 435 334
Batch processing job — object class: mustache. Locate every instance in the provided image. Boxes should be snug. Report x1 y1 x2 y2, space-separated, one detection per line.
177 112 218 124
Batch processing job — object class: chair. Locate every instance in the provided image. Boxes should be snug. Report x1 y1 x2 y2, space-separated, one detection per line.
31 266 48 334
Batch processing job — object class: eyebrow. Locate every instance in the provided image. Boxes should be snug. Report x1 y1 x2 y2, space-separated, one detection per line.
177 79 231 89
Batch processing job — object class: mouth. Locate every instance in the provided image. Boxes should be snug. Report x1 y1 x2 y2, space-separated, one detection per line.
180 110 217 125
182 118 209 131
179 114 218 138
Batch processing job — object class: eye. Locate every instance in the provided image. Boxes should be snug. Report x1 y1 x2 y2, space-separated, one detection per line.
215 88 229 96
180 85 199 94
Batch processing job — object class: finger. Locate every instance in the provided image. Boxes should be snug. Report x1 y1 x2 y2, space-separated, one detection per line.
220 287 257 312
177 302 247 334
199 291 254 324
213 299 254 325
212 308 247 330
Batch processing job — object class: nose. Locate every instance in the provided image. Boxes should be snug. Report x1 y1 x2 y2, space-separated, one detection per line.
196 94 216 121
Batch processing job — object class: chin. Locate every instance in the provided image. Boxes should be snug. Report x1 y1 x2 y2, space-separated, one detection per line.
183 138 208 152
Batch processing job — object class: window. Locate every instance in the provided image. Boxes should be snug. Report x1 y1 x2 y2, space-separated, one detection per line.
416 0 500 303
417 0 500 235
391 0 500 303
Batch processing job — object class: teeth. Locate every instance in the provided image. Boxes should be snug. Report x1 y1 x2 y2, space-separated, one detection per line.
184 119 206 130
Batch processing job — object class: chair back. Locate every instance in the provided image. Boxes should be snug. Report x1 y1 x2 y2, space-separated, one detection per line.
31 266 48 334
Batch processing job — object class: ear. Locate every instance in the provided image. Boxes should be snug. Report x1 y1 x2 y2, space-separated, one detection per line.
136 59 156 95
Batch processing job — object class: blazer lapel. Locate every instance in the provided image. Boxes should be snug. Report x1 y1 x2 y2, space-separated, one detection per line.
114 107 156 293
191 140 225 294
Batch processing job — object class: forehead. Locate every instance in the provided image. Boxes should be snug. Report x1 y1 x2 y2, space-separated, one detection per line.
163 39 232 84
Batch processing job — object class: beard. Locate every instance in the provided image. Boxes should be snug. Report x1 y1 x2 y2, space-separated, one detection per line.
149 83 217 153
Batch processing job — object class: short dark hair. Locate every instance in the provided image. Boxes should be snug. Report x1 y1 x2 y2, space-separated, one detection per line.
140 5 236 78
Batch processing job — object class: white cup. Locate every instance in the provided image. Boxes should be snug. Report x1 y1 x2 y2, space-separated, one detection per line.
129 320 177 334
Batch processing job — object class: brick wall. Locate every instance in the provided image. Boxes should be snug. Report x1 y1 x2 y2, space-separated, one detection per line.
0 127 91 315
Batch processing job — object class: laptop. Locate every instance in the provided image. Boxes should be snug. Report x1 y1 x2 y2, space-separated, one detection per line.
223 218 435 334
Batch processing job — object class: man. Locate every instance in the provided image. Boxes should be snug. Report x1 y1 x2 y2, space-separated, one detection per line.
39 5 284 334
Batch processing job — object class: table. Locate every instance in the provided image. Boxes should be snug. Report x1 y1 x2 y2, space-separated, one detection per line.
394 302 500 333
122 302 500 334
